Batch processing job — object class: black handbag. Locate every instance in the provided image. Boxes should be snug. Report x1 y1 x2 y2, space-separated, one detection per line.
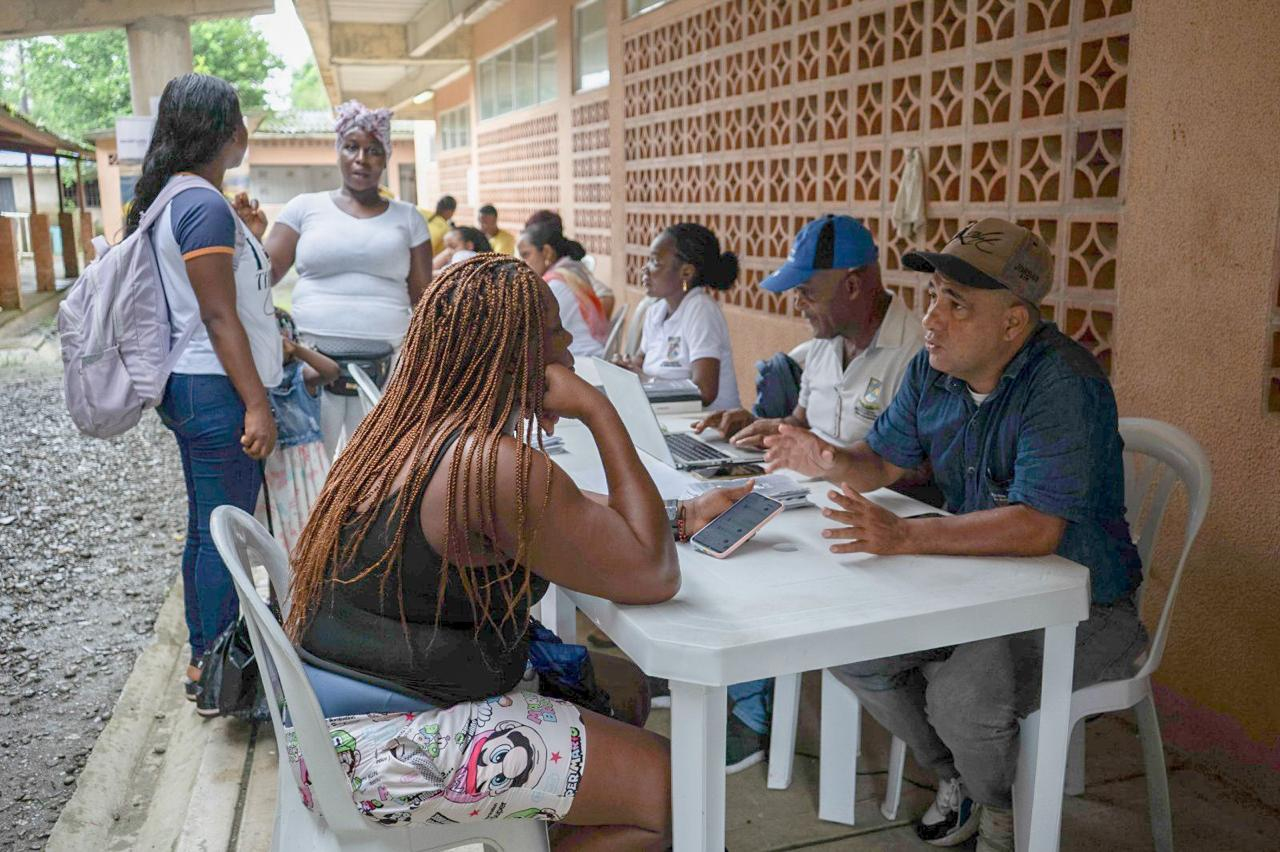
314 339 395 397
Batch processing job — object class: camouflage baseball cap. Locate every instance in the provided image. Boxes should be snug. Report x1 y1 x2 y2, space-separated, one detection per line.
903 218 1053 305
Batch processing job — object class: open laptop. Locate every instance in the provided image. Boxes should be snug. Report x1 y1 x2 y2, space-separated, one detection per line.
592 357 765 471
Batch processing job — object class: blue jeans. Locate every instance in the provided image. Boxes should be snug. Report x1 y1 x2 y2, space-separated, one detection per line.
158 374 263 659
729 678 773 735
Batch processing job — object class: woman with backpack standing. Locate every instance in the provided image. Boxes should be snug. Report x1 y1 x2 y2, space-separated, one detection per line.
126 74 283 707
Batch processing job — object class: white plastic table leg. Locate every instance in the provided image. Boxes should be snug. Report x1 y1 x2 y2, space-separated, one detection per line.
818 669 862 825
767 673 802 789
881 734 907 820
1021 622 1077 852
670 681 728 852
539 584 577 643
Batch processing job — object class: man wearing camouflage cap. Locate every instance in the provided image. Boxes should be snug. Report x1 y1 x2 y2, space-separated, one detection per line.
764 218 1147 851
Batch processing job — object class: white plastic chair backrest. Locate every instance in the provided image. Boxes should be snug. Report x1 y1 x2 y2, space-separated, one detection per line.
347 363 382 415
209 505 370 836
1118 418 1211 681
623 296 658 358
602 304 628 361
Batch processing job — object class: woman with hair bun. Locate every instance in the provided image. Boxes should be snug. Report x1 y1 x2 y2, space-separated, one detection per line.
615 222 741 409
518 219 611 358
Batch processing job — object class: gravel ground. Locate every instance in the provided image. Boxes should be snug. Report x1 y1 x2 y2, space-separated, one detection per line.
0 361 187 851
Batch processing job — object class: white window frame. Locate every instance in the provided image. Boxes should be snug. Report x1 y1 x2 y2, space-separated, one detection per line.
626 0 668 18
574 0 609 93
438 104 471 151
476 21 558 121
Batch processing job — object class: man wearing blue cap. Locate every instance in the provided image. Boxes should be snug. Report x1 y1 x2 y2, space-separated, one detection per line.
695 215 923 452
764 218 1146 851
689 215 924 774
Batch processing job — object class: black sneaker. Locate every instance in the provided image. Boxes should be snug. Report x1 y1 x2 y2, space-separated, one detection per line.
648 676 671 709
725 713 767 775
183 658 202 702
915 776 979 846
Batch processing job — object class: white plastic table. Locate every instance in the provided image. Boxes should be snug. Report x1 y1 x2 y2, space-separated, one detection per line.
546 414 1088 852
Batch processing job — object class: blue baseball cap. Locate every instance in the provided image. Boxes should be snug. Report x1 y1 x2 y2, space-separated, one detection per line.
759 215 879 293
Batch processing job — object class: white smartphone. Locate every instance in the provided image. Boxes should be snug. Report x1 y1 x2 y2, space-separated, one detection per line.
689 492 785 559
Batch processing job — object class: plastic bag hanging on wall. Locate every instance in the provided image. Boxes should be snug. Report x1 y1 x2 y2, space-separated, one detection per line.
891 147 926 243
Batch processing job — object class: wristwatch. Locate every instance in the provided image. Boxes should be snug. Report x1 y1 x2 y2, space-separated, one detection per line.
665 498 687 542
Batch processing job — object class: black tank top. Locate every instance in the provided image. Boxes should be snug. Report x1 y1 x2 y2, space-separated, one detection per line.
299 432 548 705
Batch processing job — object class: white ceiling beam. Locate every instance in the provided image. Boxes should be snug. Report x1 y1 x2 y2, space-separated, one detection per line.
0 0 271 37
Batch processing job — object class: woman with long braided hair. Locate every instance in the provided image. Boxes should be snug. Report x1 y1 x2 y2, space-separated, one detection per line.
286 254 750 845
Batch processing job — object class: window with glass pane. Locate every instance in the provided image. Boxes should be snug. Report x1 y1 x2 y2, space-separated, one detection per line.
476 24 557 121
626 0 665 16
495 47 514 115
575 0 608 91
537 26 557 104
478 60 496 120
514 37 537 110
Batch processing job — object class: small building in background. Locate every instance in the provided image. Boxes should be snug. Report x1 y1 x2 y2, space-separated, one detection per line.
91 109 416 244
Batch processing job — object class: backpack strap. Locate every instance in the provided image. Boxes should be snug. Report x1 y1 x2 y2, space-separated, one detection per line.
142 174 245 373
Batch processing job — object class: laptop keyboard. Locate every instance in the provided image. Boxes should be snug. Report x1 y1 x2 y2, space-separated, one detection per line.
664 432 732 464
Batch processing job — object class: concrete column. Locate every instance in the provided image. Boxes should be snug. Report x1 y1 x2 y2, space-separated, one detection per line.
125 16 194 115
80 212 96 263
0 218 21 311
29 214 55 292
59 211 79 278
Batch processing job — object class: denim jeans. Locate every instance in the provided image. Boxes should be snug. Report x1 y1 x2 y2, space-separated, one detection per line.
833 598 1148 809
158 374 263 659
728 679 773 735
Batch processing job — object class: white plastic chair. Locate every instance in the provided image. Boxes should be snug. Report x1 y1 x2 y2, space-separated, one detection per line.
623 296 658 359
602 304 628 362
209 505 550 852
347 363 383 416
807 418 1210 852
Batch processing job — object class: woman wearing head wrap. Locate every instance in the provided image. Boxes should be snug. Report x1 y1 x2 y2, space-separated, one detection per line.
251 100 434 457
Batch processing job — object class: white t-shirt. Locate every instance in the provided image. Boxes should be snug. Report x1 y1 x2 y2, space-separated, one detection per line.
640 288 740 410
549 278 605 359
797 293 923 448
276 192 430 343
154 183 282 387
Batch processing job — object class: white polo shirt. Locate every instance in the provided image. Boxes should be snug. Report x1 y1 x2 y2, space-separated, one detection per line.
797 293 923 448
640 287 740 410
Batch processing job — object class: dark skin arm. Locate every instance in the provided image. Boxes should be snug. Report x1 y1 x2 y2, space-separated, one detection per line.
407 242 433 306
264 222 299 285
184 253 276 459
689 357 720 408
283 338 341 393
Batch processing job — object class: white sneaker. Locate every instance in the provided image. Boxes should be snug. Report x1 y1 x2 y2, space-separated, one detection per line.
915 776 980 846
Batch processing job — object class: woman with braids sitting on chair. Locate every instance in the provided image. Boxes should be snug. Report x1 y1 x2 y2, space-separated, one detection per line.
286 255 750 847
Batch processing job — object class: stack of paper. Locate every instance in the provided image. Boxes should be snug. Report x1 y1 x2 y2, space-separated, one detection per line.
682 473 812 510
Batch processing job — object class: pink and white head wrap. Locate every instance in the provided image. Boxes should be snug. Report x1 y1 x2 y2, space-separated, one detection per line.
334 100 393 153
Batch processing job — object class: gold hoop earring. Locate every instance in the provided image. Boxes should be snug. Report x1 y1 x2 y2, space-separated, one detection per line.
682 280 690 293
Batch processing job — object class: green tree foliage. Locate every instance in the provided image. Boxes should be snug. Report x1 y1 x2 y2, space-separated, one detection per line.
190 18 283 114
290 61 330 111
1 19 284 141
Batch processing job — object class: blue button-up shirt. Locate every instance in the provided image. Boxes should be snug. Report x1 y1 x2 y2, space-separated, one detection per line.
866 322 1142 605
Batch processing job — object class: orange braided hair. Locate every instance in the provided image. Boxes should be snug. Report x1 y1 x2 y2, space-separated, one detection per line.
284 254 553 646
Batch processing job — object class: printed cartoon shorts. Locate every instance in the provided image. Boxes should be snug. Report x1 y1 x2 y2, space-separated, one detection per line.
285 689 588 825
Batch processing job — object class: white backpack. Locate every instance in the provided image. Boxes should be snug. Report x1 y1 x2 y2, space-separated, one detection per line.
59 175 228 438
